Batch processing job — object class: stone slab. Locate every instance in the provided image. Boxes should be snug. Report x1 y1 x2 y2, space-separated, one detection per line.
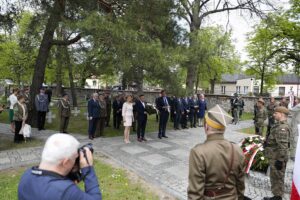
140 154 172 166
147 142 172 149
120 145 149 155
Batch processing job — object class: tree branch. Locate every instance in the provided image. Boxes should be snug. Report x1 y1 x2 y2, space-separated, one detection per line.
51 34 81 46
179 0 193 19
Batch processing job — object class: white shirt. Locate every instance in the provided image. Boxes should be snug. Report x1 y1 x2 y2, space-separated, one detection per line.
9 94 18 109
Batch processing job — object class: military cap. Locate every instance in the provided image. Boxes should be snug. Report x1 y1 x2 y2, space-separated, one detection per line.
257 98 265 105
274 106 289 115
205 104 233 130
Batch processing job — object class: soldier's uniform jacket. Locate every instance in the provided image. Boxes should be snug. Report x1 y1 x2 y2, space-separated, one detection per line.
99 100 107 118
265 120 291 161
254 107 267 126
58 99 71 117
188 133 245 200
267 103 277 119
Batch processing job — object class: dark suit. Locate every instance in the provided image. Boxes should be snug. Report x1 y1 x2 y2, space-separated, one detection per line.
181 98 190 128
189 98 198 128
156 96 170 138
112 99 123 129
88 99 100 138
173 98 184 129
135 100 148 139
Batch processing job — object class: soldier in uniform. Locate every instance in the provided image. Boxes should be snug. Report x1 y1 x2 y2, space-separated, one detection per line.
264 107 291 200
188 105 245 200
254 98 267 136
58 93 71 133
266 97 278 137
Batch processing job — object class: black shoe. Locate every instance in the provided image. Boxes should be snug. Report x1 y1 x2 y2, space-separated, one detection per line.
158 136 162 139
263 196 282 200
162 136 168 138
142 138 147 141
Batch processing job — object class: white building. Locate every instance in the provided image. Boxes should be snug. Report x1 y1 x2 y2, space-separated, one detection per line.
84 76 102 89
214 73 300 97
214 74 259 95
268 74 300 97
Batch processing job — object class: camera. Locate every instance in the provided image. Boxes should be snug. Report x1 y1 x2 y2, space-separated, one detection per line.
67 143 94 182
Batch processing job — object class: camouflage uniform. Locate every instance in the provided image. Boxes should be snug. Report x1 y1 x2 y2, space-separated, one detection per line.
58 98 71 133
265 120 291 197
266 102 277 135
254 107 267 136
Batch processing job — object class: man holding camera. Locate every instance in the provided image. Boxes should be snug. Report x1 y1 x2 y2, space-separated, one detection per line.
18 133 102 200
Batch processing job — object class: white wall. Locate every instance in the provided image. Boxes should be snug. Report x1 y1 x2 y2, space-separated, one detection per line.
85 79 101 89
214 83 237 95
269 84 300 97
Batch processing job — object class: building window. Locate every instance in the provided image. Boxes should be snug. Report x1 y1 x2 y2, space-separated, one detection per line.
221 86 226 94
93 80 97 86
244 86 249 94
279 87 285 96
236 86 241 94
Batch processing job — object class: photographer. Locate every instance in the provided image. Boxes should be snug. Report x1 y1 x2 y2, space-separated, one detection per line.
18 133 102 200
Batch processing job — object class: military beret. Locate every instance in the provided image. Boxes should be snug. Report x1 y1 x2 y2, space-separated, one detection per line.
274 106 289 114
205 105 233 130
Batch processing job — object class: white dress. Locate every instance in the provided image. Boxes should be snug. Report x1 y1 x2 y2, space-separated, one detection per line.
122 102 133 127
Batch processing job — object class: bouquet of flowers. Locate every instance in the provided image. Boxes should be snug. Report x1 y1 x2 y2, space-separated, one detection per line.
239 135 269 173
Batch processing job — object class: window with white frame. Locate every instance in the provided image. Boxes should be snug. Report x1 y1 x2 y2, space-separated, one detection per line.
236 86 241 93
279 87 285 96
244 86 249 94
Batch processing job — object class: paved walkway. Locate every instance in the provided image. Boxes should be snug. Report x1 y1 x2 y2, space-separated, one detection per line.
0 121 293 200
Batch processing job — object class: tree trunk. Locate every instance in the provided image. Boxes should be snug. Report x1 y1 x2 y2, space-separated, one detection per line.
64 46 77 107
134 66 143 94
55 29 63 97
260 63 266 95
210 79 216 94
28 0 64 126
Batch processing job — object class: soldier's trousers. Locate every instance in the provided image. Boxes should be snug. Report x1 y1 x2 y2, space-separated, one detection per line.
60 117 69 133
270 159 287 197
255 123 264 136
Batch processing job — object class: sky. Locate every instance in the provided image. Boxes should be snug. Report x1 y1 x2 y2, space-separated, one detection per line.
179 0 291 61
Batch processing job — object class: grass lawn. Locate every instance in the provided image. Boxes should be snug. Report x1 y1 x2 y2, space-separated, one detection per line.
0 159 159 200
0 107 172 137
240 112 253 121
237 126 267 137
0 134 43 151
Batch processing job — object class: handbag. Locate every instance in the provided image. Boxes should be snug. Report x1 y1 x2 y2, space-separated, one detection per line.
20 124 31 138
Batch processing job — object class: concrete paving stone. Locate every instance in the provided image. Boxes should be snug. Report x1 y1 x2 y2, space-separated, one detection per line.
146 142 172 149
120 145 149 155
164 165 188 179
166 149 189 160
140 154 172 166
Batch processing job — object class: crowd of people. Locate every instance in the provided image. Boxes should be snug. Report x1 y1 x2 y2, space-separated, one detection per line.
2 86 298 200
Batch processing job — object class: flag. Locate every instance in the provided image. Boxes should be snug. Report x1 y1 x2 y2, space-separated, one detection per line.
291 124 300 200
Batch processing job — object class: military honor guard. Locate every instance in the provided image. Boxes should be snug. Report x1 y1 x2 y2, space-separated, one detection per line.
266 97 278 136
254 98 267 135
188 105 245 200
264 107 291 200
58 93 71 133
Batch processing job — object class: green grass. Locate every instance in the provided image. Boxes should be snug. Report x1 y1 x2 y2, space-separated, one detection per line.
240 112 254 121
0 107 172 137
0 160 159 200
237 126 267 136
0 134 43 151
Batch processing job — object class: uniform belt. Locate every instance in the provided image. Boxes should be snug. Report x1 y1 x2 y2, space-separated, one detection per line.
204 188 232 197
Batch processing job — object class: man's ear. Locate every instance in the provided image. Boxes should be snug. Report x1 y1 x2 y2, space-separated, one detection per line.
61 158 70 167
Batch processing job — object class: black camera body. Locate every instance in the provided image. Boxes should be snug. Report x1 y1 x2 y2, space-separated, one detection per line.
67 143 94 182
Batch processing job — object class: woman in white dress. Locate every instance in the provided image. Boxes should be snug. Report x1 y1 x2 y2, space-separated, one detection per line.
122 95 133 143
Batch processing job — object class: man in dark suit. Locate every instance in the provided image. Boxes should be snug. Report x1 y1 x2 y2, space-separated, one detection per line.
181 96 190 129
135 94 148 142
189 95 199 128
156 90 170 139
87 93 100 140
173 97 184 130
112 95 123 129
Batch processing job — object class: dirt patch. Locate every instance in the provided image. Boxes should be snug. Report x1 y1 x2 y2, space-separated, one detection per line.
95 152 178 200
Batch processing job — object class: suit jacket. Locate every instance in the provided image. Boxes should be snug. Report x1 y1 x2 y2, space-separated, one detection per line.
88 99 100 118
156 96 171 113
135 100 147 120
174 98 184 113
112 100 123 114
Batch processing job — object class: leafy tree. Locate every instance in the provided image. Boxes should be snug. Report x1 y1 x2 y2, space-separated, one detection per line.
176 0 277 94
